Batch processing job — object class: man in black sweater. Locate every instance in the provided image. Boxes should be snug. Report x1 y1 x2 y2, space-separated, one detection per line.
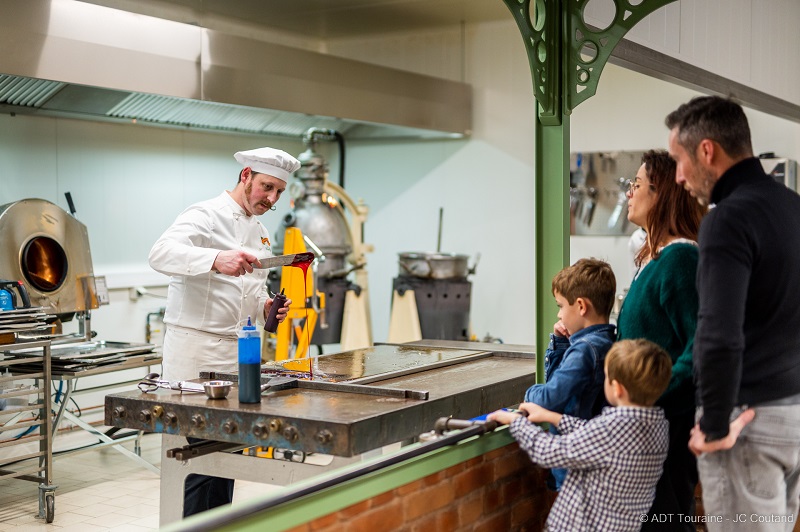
667 96 800 531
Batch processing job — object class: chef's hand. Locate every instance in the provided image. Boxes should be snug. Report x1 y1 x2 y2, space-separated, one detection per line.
688 408 755 457
213 250 259 277
553 320 570 338
263 296 292 322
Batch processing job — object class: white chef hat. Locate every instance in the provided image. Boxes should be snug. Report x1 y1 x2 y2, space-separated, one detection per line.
234 147 301 182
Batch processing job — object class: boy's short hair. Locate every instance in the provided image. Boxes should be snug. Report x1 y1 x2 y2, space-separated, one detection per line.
551 258 616 318
605 339 672 406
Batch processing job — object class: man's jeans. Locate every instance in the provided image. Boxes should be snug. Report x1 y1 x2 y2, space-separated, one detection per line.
696 404 800 531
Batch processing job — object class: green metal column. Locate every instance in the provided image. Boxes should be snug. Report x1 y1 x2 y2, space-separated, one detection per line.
503 0 677 382
535 116 569 383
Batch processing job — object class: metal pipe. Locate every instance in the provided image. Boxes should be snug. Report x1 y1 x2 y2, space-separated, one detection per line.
302 128 345 190
180 419 498 532
145 308 165 343
434 416 497 435
437 207 443 252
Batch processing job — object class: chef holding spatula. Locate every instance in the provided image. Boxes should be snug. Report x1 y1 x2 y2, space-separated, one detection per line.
148 146 301 516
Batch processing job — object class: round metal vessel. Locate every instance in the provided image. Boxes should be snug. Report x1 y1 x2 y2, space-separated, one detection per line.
398 252 471 280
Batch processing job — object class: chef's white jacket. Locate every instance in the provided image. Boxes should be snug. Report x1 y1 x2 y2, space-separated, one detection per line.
149 191 272 380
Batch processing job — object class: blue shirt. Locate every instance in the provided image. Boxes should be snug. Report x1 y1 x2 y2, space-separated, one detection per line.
525 323 616 420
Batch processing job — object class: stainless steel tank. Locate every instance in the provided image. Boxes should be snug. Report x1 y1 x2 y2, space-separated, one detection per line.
0 198 97 315
272 131 356 345
273 146 353 277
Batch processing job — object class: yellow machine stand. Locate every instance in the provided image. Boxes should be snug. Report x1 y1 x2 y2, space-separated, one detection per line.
274 227 324 365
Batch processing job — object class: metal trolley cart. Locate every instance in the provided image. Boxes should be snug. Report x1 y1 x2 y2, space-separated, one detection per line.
0 339 55 523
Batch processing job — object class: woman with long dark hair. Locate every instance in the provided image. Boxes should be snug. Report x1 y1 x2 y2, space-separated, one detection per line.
617 149 707 530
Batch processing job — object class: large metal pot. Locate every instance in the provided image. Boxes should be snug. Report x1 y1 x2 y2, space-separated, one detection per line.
398 252 474 279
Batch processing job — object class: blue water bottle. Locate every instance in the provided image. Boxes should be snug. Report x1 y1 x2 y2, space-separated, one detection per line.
238 316 262 403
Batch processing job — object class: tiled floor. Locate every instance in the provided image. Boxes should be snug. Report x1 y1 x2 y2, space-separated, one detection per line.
0 430 279 530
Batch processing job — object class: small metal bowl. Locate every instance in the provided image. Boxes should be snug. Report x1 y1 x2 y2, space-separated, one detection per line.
203 380 233 399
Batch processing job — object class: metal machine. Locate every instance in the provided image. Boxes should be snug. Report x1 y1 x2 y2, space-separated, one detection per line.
0 198 158 370
272 128 373 353
0 198 108 340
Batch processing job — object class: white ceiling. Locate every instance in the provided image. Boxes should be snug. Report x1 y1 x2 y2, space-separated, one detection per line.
81 0 512 39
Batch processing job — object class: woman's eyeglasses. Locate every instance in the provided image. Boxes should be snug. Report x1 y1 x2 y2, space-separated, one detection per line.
626 178 656 195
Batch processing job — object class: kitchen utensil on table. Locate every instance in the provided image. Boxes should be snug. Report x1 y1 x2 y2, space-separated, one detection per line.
238 317 261 403
137 373 205 394
138 373 296 398
203 381 233 399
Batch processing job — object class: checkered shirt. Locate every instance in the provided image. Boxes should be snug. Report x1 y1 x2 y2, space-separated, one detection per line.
510 406 669 532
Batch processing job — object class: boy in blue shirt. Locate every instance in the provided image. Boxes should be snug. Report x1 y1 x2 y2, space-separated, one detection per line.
525 258 617 489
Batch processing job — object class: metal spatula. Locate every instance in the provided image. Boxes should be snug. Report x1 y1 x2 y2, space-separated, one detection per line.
251 252 315 269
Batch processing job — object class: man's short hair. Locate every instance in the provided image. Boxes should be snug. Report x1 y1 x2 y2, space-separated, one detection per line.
665 95 753 159
552 258 616 318
605 339 672 407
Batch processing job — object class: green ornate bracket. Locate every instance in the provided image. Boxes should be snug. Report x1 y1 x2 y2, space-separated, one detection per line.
503 0 561 124
503 0 678 124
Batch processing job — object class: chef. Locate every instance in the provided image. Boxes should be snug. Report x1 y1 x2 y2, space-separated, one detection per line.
148 146 299 516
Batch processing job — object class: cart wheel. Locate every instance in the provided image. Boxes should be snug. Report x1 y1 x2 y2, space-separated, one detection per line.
45 492 55 523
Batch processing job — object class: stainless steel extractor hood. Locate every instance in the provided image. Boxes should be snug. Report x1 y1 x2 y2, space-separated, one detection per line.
0 0 471 140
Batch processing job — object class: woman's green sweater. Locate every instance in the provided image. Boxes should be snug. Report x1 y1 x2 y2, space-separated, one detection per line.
617 243 698 417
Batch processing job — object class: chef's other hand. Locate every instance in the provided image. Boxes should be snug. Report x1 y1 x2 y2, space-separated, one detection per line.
213 250 258 277
264 296 292 323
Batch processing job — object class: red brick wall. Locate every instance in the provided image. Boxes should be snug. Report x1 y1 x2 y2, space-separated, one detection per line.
286 443 555 532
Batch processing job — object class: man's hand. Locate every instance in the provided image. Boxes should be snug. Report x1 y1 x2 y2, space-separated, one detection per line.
263 295 292 323
213 250 259 277
519 402 562 426
688 408 755 457
553 320 570 338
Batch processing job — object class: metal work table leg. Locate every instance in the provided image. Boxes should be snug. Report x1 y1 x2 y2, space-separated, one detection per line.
52 379 159 474
159 434 359 527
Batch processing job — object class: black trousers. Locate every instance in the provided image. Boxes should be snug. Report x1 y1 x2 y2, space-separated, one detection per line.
183 438 235 518
641 410 698 531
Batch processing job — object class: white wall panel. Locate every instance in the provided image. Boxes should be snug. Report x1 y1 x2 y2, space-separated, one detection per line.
750 0 800 103
585 0 800 105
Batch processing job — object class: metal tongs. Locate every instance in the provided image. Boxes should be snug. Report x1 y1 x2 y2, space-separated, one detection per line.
138 372 297 395
138 372 205 394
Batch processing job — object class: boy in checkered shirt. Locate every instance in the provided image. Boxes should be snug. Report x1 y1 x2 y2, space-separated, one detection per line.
490 339 671 532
